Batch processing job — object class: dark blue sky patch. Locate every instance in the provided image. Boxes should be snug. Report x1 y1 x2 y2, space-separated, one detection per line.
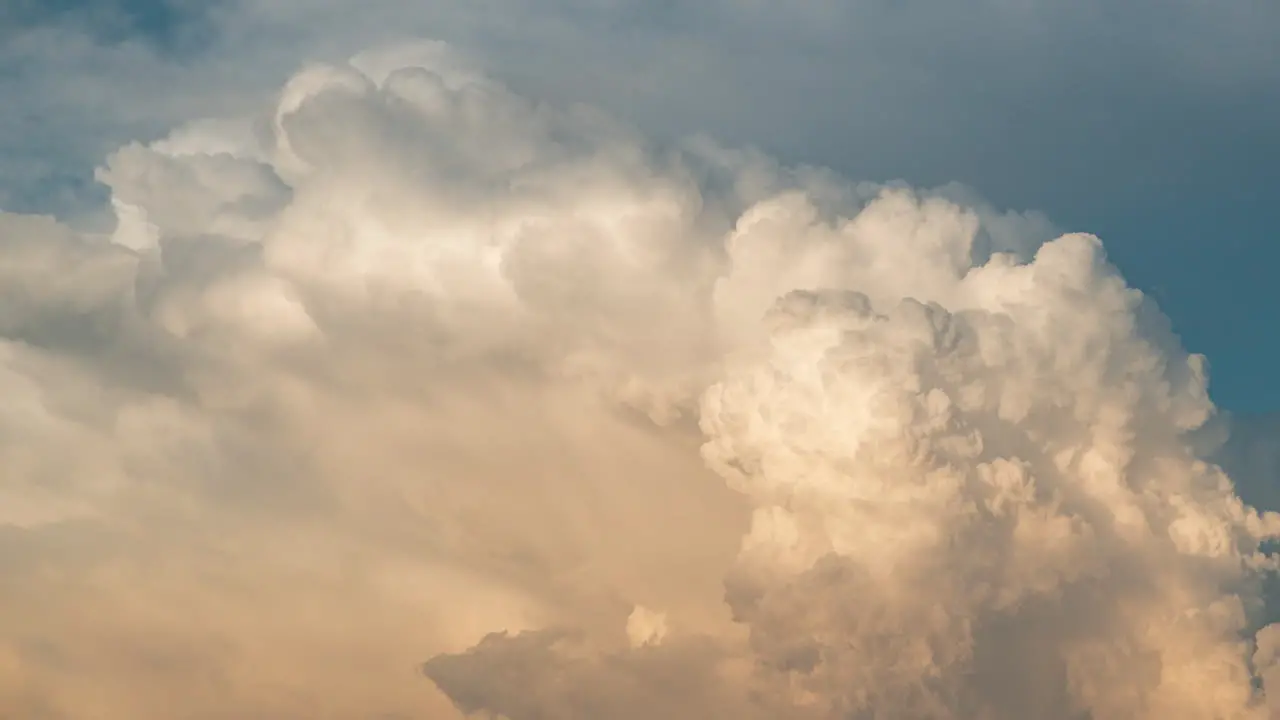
0 0 223 55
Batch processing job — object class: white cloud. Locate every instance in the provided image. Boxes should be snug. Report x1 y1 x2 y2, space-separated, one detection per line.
0 41 1277 719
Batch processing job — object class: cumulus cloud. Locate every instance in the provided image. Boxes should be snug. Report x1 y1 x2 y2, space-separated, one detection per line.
1 41 1279 719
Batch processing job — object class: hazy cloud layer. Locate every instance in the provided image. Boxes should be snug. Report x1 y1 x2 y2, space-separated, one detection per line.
0 44 1278 718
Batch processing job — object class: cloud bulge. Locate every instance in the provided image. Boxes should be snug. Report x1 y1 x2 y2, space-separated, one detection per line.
1 40 1279 718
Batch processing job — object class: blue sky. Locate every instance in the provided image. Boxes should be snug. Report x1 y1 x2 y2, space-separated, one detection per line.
3 0 1278 413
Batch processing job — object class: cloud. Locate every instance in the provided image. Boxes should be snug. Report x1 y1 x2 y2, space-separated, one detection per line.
1 41 1279 718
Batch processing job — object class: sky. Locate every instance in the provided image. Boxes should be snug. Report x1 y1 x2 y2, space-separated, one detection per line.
2 0 1278 414
2 2 1280 718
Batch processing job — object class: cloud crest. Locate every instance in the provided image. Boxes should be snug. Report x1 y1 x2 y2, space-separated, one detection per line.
0 42 1277 718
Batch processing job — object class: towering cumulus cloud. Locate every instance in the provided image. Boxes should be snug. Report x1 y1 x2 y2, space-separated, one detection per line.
1 42 1278 718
